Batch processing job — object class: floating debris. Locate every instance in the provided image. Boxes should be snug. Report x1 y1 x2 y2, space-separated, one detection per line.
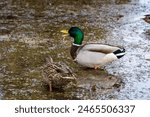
143 15 150 23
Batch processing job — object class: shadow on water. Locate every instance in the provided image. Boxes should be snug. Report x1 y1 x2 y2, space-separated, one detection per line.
1 0 150 99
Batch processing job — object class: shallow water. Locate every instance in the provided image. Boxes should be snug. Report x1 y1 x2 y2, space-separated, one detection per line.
0 0 150 99
104 4 150 99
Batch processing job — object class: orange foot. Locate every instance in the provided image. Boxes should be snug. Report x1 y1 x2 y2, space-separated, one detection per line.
94 65 100 70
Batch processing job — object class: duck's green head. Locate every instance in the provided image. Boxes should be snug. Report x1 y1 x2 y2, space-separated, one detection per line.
61 27 84 45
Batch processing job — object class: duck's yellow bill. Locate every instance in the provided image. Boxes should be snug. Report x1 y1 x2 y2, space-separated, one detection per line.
60 29 69 34
60 29 69 37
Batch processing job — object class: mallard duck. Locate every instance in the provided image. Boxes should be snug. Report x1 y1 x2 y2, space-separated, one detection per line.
61 27 125 69
42 56 76 92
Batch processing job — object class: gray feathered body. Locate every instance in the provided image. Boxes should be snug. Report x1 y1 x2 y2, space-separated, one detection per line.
70 43 121 68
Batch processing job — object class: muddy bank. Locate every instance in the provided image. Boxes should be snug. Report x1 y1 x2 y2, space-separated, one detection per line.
0 0 123 99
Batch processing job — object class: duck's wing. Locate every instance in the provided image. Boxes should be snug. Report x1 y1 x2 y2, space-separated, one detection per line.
81 43 120 54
